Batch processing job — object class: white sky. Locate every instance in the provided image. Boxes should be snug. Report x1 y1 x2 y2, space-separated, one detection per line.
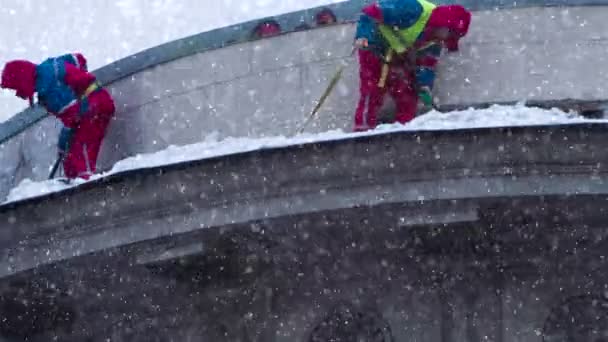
0 0 343 121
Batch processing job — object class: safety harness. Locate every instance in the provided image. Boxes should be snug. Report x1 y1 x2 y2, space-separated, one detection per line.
376 0 437 88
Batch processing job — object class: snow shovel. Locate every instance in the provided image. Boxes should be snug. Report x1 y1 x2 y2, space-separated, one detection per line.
48 155 63 179
296 64 346 134
296 47 356 135
49 127 76 180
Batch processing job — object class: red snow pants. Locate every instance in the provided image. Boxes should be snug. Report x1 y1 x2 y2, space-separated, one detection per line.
353 50 418 132
63 89 115 179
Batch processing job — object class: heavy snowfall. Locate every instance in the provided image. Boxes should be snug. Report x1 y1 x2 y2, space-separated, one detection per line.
0 0 343 122
1 0 608 341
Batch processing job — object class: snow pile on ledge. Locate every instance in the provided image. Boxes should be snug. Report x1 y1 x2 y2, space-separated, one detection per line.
4 104 607 204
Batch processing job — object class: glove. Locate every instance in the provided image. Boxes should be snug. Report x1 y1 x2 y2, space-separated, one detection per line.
57 126 74 155
418 87 434 108
354 38 369 49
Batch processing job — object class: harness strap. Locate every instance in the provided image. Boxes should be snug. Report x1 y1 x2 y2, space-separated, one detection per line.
82 82 101 99
378 50 394 88
78 81 102 117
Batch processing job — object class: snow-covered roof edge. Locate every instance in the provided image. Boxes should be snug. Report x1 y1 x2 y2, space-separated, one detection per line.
3 103 608 208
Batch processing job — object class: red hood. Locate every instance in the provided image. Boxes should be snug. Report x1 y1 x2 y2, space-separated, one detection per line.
362 3 383 22
427 5 471 52
1 60 36 101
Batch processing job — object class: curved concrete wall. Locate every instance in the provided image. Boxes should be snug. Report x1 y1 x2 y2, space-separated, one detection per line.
1 123 608 340
1 3 608 200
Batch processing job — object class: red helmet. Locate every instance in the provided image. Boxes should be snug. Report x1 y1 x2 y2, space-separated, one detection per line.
1 60 36 101
252 20 281 39
427 4 471 52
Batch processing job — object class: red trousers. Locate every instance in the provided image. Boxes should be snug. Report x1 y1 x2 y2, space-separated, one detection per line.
62 89 115 179
353 50 418 132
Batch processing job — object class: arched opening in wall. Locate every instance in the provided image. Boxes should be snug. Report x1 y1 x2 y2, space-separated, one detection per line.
542 294 608 342
308 302 395 342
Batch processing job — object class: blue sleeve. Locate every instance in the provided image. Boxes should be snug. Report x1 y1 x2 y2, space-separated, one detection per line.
416 44 442 89
355 14 376 41
415 67 436 89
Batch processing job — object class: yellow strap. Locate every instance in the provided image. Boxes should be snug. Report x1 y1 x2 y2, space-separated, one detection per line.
81 82 100 99
378 50 394 88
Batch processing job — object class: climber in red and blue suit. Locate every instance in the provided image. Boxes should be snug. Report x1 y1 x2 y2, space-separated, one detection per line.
352 0 471 131
1 53 115 179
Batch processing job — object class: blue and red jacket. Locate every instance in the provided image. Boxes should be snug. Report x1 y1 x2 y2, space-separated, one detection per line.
355 0 441 90
355 0 425 52
1 55 98 129
36 54 89 117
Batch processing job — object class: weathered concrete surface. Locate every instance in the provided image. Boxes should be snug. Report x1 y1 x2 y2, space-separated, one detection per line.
1 124 608 341
0 117 60 198
1 6 608 201
3 197 608 341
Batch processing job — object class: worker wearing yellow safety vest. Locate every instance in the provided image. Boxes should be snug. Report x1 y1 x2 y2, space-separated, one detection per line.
352 0 471 132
